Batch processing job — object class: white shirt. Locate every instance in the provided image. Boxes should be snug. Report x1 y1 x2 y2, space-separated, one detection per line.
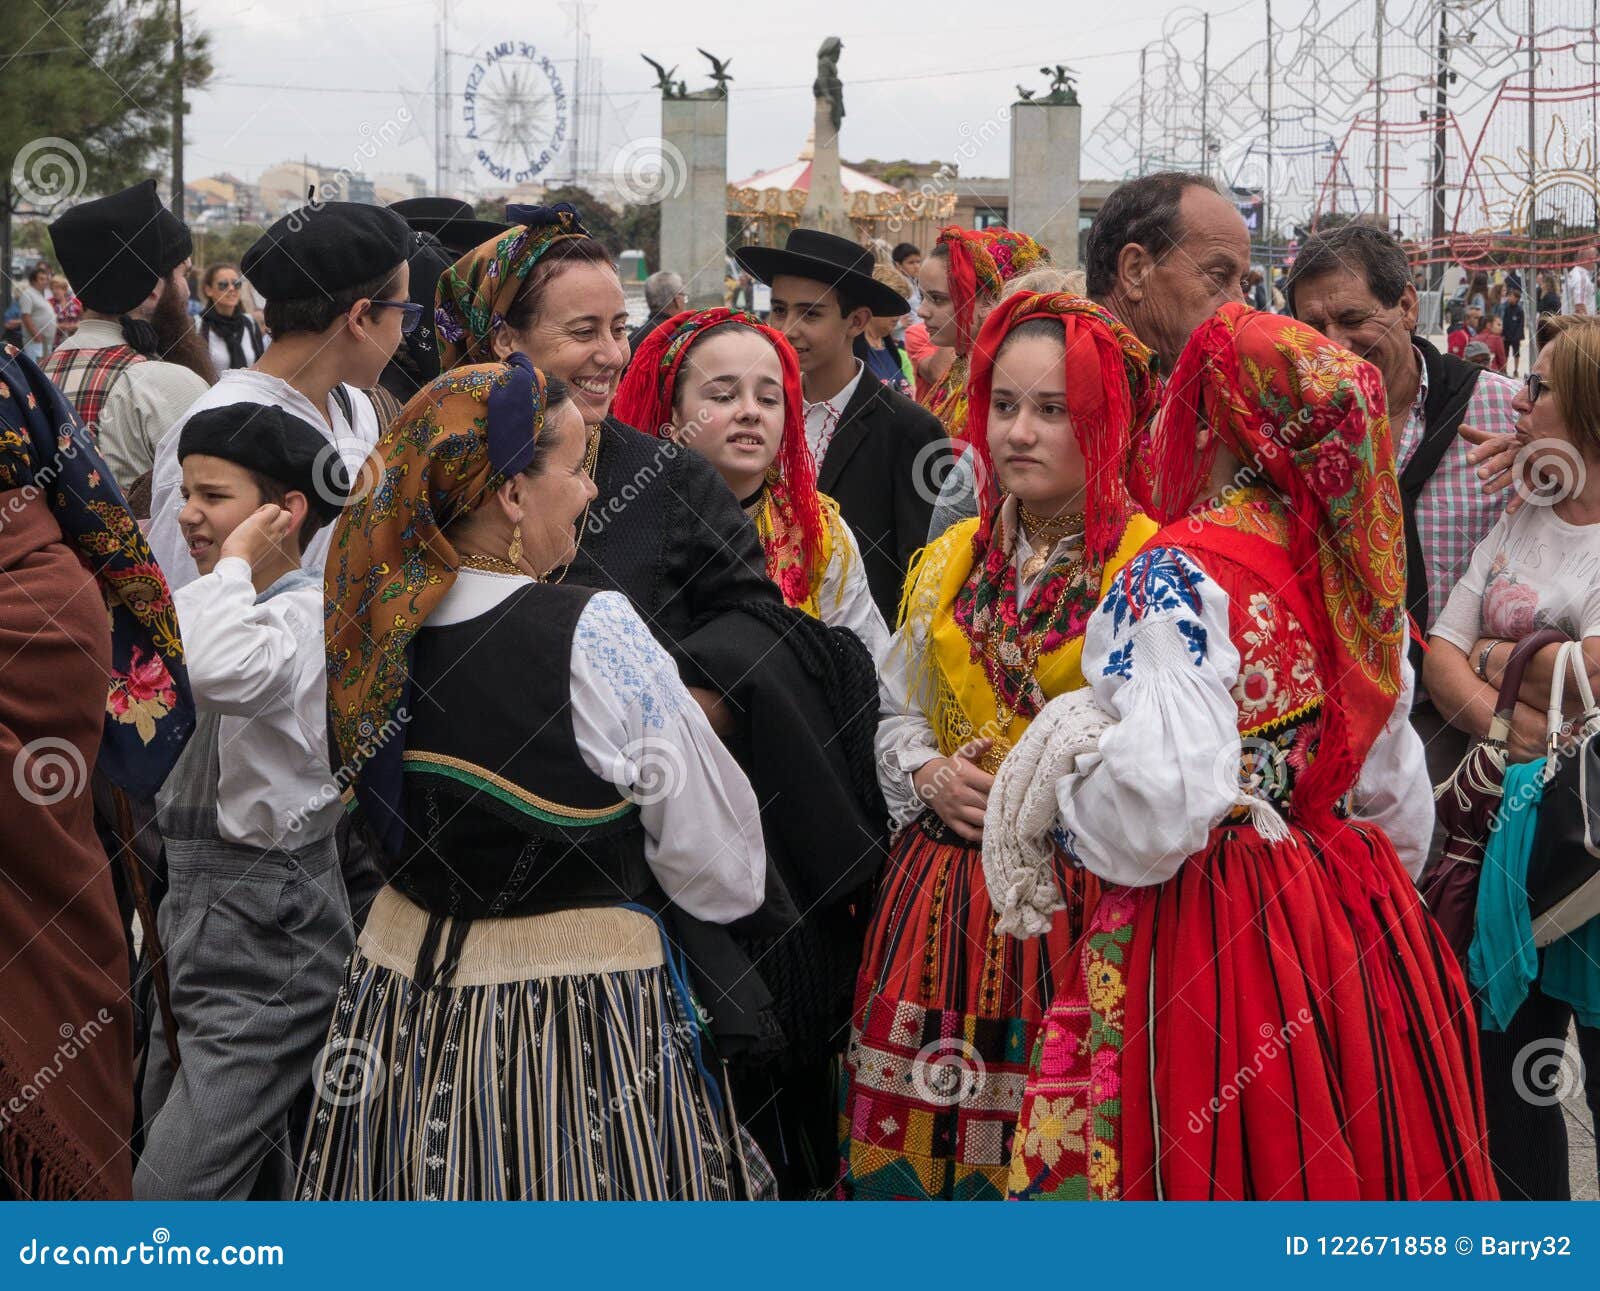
17 283 56 350
430 573 767 923
1563 264 1595 315
1052 546 1433 887
148 368 381 591
173 559 337 849
195 313 268 372
875 506 1094 829
815 508 891 665
803 360 865 465
50 319 211 493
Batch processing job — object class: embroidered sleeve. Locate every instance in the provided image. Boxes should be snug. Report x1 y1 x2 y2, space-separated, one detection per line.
1056 546 1244 887
572 590 688 732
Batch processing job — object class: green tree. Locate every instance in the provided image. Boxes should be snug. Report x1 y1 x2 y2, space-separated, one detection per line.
1 0 213 306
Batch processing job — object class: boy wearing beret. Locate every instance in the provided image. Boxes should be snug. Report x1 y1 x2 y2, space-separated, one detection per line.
134 403 354 1201
147 200 414 593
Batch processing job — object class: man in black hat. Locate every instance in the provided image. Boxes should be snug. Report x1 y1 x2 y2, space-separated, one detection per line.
738 229 948 621
388 195 509 258
45 180 216 510
147 200 414 593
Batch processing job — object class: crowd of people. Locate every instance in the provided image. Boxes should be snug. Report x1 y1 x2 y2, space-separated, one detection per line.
2 166 1599 1204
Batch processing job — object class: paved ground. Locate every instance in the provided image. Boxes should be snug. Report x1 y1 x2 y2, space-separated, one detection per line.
1564 1023 1597 1200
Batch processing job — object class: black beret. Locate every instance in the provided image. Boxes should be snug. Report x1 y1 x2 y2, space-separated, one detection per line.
242 201 410 303
49 180 183 315
178 402 350 522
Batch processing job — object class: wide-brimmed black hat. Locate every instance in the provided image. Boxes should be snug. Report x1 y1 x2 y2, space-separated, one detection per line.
736 229 908 317
389 196 510 257
49 180 189 315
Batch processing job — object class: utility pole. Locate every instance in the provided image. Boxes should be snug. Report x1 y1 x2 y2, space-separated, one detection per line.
1429 0 1451 291
1137 45 1148 176
1372 0 1385 218
1265 0 1275 268
1527 0 1540 361
1200 11 1212 176
171 0 185 218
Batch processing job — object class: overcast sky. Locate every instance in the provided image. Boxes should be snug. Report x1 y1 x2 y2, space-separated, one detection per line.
181 0 1309 192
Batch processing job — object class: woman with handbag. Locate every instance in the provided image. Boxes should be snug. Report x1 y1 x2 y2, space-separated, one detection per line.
1425 313 1600 1199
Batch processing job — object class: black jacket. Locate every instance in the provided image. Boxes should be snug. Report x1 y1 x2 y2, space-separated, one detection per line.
817 371 950 621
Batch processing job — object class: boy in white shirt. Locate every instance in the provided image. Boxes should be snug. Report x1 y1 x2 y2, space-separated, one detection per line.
134 402 353 1201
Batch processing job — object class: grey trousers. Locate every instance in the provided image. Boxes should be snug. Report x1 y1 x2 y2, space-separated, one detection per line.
133 836 351 1200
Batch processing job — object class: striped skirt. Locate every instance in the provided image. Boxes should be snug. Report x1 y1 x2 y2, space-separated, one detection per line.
1007 821 1499 1200
296 887 769 1200
836 815 1095 1200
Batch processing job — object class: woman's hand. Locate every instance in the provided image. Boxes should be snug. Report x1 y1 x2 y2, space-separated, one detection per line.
687 686 735 737
912 738 995 843
1507 700 1549 763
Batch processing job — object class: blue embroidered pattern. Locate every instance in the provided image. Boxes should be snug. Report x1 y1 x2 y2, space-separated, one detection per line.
1099 547 1208 635
574 592 684 731
1178 618 1208 666
1103 642 1134 680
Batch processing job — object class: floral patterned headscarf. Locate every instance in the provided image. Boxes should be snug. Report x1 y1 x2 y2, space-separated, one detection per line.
0 344 192 796
925 226 1051 439
1151 302 1405 788
434 203 590 370
612 307 827 601
324 354 555 854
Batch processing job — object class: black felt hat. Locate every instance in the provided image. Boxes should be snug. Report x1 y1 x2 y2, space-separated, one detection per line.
389 196 511 257
48 180 178 315
735 228 908 316
242 201 411 303
178 402 350 521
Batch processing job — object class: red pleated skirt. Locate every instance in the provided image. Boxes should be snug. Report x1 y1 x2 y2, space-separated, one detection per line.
1007 820 1498 1200
837 814 1095 1200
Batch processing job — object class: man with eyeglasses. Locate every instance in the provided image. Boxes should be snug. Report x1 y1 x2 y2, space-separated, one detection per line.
1286 221 1521 788
148 199 413 594
45 180 216 514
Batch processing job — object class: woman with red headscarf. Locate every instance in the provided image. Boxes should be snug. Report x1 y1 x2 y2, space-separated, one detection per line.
837 292 1158 1200
916 227 1051 440
613 308 887 661
1003 303 1495 1200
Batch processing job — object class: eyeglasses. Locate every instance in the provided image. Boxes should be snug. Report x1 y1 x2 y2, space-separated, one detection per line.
213 278 242 290
367 299 426 335
1524 372 1554 402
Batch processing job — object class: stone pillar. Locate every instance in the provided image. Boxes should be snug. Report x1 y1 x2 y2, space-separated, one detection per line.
660 91 728 308
802 96 848 238
1008 101 1082 266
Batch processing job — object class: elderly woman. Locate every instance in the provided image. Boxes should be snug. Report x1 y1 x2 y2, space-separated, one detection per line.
1004 305 1494 1200
837 292 1160 1200
436 206 888 1197
301 356 770 1200
613 307 888 661
0 345 193 1197
1425 314 1600 1200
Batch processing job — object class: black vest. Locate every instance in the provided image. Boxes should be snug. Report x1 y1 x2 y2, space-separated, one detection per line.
395 581 652 921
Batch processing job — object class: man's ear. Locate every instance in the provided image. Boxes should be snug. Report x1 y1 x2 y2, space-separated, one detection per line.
1397 283 1420 334
1117 242 1155 302
845 305 873 341
281 489 314 546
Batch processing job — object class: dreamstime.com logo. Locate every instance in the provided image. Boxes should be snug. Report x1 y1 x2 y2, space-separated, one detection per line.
18 1229 284 1268
12 736 89 807
11 137 87 208
610 136 688 205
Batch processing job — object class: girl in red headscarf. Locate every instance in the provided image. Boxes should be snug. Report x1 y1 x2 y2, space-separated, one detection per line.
837 292 1159 1200
916 227 1051 440
614 308 888 659
1004 303 1496 1200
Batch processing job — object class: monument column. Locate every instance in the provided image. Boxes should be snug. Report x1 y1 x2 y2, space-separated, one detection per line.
1008 69 1083 266
801 36 849 238
652 54 730 308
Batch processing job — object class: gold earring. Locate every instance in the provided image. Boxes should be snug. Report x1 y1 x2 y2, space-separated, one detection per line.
507 524 524 566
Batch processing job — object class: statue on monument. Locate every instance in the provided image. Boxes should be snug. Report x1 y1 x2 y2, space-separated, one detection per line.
641 54 687 100
1040 65 1080 105
697 49 734 97
814 37 845 132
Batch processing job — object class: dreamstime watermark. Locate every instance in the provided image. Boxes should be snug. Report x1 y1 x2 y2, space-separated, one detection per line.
311 1034 386 1108
0 1008 113 1131
884 103 1015 237
907 436 973 510
11 137 87 208
910 1036 987 1108
310 440 384 515
1211 735 1290 810
283 707 410 834
584 434 682 539
614 736 688 806
286 107 413 232
1511 437 1587 509
1510 1036 1586 1108
609 136 689 205
12 736 89 807
1185 1008 1313 1135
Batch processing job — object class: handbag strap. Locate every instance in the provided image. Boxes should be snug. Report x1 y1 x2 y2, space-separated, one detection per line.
1486 626 1568 742
1547 641 1577 759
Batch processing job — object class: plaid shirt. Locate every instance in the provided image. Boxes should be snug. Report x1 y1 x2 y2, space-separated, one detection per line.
1397 347 1519 629
40 341 145 443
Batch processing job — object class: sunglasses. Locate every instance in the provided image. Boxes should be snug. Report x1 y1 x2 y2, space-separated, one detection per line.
1523 372 1554 402
213 277 242 290
367 299 426 335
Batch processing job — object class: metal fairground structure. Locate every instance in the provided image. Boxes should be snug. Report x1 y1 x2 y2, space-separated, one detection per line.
1087 1 1600 288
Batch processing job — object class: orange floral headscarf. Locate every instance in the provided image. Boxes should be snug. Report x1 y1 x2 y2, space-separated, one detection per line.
1151 303 1406 790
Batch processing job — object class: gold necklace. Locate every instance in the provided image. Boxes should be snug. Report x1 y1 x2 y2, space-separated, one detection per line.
547 422 603 586
1018 505 1082 583
459 552 533 578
